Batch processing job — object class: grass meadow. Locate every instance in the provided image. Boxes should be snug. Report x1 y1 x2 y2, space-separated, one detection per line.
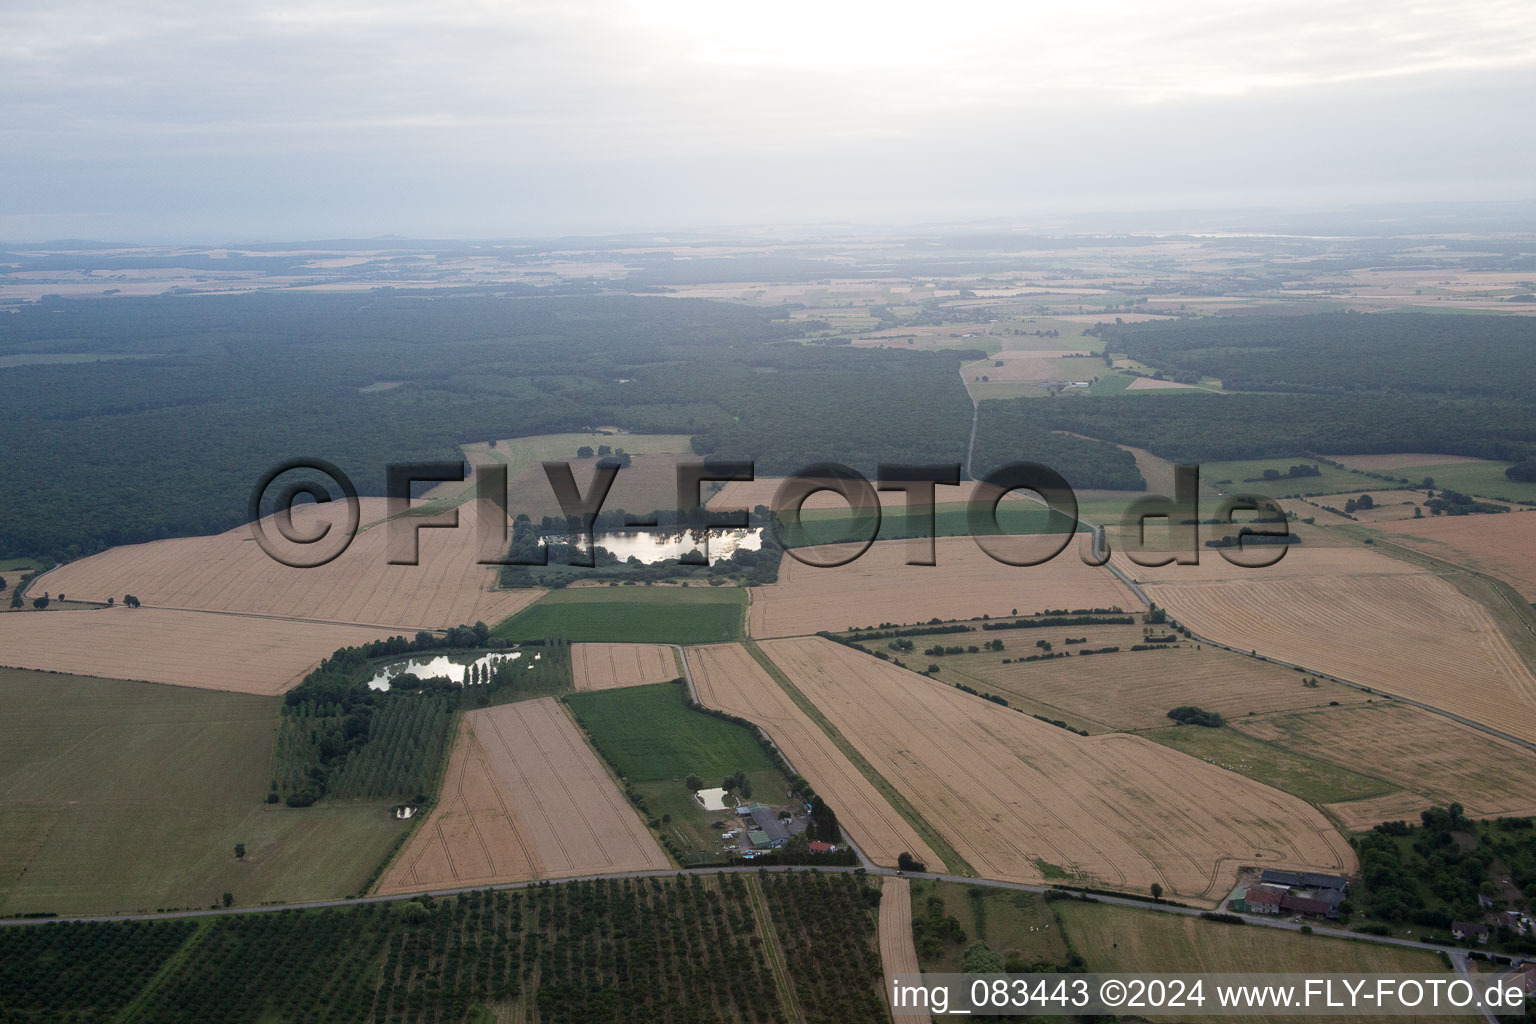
493 585 744 644
0 668 407 916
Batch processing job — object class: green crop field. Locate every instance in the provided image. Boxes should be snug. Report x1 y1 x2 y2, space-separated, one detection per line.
1197 458 1373 497
1384 459 1536 504
790 499 1082 548
566 682 774 783
1145 721 1396 806
565 681 785 859
0 668 408 916
493 585 744 644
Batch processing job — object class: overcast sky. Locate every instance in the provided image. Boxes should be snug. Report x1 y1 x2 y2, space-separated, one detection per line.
4 0 1535 241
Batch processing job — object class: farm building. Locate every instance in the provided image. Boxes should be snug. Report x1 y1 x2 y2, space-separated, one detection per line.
1233 885 1287 914
747 804 790 847
1452 921 1490 943
1259 870 1348 891
808 841 836 854
1234 872 1348 919
747 829 771 850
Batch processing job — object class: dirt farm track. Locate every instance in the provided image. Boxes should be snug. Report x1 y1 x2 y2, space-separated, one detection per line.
375 699 668 894
760 637 1355 903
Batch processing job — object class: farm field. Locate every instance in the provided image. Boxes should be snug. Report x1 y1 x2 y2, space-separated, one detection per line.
1328 452 1490 471
1126 375 1204 390
687 643 942 869
1232 702 1536 830
410 432 696 521
0 607 397 695
878 876 930 1024
565 680 784 859
1148 722 1398 808
375 699 668 894
571 642 678 690
1118 542 1536 743
1377 511 1536 599
1056 902 1464 1024
494 585 744 644
927 632 1368 734
1196 458 1375 498
0 667 406 916
1326 454 1536 503
748 537 1133 638
907 878 1070 972
40 497 542 630
1287 489 1430 522
760 637 1355 902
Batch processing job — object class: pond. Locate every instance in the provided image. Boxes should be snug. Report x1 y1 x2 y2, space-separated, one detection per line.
365 650 541 691
540 528 762 566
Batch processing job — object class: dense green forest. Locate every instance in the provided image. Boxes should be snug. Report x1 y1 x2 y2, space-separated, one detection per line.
0 292 969 560
970 409 1146 490
1104 312 1536 399
1351 806 1536 952
978 391 1536 465
0 873 886 1024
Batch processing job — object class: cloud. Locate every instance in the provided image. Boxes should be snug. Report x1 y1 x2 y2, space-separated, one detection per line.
2 0 1534 237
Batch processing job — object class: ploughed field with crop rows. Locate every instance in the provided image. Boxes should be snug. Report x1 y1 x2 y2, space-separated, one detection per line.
748 536 1134 638
41 498 541 630
760 637 1356 902
375 698 667 894
570 642 678 691
686 642 942 869
1118 543 1536 743
0 607 398 695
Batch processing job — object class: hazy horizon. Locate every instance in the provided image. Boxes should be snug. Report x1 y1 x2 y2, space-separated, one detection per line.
5 1 1536 241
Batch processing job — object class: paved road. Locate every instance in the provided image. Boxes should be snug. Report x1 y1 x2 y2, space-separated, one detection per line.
3 861 1516 977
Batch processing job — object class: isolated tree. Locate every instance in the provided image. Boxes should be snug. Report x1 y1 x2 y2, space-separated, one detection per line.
106 596 114 606
897 851 926 872
222 892 233 908
124 594 140 608
577 445 594 458
1150 882 1163 900
0 576 7 591
32 596 48 609
684 774 703 792
234 843 246 860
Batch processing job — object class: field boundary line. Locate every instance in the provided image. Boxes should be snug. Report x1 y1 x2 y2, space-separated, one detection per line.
741 639 974 876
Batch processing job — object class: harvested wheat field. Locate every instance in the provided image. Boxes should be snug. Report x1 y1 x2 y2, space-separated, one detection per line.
1117 543 1536 743
1327 453 1486 471
375 699 668 894
1286 490 1428 523
41 498 542 630
936 636 1368 734
1235 703 1536 831
750 537 1134 638
571 643 678 690
1378 512 1536 599
0 607 396 694
761 638 1354 902
686 643 940 869
879 877 930 1024
967 350 1086 382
